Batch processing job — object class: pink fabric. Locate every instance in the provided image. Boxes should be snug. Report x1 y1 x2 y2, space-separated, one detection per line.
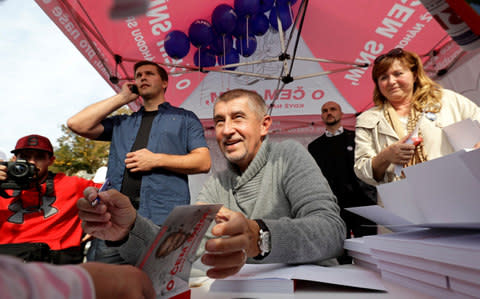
35 0 471 135
0 255 94 299
34 0 451 112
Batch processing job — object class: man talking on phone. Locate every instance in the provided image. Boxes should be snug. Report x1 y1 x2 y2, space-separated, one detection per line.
68 61 211 263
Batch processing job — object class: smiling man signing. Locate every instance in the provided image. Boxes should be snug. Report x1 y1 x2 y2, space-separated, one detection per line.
195 89 346 275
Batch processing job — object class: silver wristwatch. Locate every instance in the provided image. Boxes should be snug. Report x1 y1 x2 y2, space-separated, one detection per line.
254 219 271 260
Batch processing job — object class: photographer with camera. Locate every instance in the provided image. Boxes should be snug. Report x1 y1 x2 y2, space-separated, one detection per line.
0 134 100 264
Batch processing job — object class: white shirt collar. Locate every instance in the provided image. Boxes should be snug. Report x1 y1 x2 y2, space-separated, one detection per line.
325 126 344 137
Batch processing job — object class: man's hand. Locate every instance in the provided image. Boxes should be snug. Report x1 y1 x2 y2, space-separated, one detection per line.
81 262 155 299
119 82 140 104
201 207 260 279
125 148 159 172
77 187 136 241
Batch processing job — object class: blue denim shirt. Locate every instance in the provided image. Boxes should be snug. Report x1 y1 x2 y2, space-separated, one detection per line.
99 102 208 224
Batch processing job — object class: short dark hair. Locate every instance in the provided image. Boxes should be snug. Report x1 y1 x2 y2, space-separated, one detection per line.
133 61 169 92
215 89 267 120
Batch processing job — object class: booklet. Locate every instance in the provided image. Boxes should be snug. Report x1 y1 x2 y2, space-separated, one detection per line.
210 263 386 293
137 204 222 299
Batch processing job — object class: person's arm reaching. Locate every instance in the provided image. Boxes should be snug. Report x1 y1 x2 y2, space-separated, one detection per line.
67 83 138 139
0 255 155 299
81 262 155 299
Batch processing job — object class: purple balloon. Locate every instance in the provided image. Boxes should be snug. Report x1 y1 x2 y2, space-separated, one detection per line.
235 35 257 57
212 4 238 35
188 19 214 48
194 48 217 68
259 0 274 13
164 30 190 59
276 0 298 6
218 48 240 70
251 13 269 36
234 0 260 16
210 34 234 56
269 4 293 31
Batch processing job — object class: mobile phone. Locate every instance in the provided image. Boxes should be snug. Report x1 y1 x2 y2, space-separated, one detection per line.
130 84 139 94
91 178 112 207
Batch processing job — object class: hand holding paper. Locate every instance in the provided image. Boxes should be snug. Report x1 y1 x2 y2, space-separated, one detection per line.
201 206 255 279
394 126 422 177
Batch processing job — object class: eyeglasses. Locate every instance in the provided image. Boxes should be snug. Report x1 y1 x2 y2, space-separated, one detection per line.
373 48 404 65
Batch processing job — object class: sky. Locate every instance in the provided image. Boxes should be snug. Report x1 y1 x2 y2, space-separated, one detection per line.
0 0 114 159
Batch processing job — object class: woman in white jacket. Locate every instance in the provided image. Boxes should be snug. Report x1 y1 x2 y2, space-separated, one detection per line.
354 48 480 187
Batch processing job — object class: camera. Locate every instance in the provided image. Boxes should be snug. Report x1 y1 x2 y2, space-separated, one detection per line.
0 160 37 190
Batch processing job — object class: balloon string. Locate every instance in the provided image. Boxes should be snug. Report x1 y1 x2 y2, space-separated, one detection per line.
288 4 294 25
199 47 202 69
246 15 250 48
240 38 244 56
223 35 226 65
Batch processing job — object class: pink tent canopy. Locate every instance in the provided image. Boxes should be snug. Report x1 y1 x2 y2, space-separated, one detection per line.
35 0 480 136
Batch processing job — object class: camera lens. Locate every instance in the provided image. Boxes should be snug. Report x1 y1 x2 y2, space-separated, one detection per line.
11 163 28 177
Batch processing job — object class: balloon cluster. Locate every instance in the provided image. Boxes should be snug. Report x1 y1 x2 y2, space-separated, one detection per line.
164 0 297 70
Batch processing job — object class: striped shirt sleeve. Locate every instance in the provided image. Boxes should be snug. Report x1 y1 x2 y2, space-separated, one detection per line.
0 255 95 299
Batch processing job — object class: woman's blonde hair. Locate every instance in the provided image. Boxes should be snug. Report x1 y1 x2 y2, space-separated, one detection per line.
371 48 443 113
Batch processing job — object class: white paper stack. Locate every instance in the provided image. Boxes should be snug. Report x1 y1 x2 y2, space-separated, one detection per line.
344 147 480 298
343 237 379 273
209 263 386 294
364 230 480 298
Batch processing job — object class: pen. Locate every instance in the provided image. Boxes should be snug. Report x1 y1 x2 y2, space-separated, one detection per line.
91 178 112 207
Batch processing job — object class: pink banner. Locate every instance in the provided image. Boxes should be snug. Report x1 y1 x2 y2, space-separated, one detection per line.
35 0 455 134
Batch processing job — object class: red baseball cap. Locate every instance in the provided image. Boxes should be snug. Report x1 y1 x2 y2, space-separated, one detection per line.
11 134 54 155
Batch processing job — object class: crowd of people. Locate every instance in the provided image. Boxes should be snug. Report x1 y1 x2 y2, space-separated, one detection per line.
0 48 479 298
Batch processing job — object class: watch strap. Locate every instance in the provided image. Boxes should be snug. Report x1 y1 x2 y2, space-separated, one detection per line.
253 219 271 260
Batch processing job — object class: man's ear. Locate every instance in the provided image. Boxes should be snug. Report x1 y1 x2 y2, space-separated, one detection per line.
48 156 56 167
260 115 272 137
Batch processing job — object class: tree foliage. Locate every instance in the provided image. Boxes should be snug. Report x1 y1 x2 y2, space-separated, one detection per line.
50 106 131 176
51 125 109 175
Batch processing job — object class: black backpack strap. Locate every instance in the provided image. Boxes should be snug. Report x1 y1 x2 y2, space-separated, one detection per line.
45 172 55 197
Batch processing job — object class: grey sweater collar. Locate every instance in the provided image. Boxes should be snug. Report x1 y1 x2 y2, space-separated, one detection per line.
228 137 271 190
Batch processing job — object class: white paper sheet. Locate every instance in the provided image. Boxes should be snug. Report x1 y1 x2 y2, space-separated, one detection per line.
442 118 480 151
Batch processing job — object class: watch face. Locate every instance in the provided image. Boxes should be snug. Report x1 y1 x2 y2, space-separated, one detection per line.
259 230 271 254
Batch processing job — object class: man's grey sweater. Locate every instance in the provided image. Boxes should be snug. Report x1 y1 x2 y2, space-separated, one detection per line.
197 138 345 265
